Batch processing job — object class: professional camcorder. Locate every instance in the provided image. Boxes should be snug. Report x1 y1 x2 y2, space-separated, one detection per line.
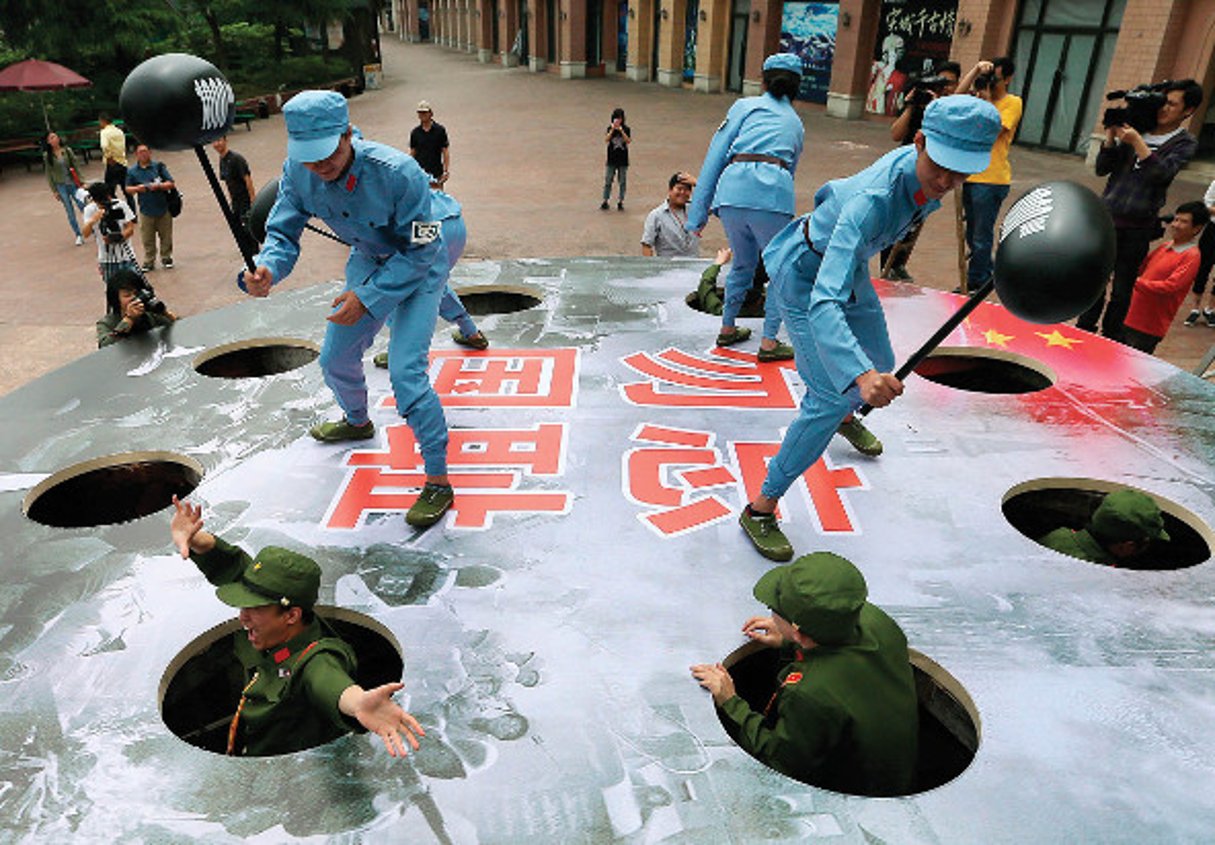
1103 82 1171 133
98 200 129 245
904 74 951 107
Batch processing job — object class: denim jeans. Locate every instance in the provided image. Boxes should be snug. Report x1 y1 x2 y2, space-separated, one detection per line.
603 164 627 202
962 182 1009 288
55 182 83 238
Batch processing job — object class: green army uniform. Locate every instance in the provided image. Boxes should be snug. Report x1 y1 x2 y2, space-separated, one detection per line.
191 538 362 756
719 553 919 796
1038 489 1168 567
1039 527 1114 565
688 262 766 317
95 310 176 348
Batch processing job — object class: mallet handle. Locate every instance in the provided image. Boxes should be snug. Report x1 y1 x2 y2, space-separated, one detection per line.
857 278 995 416
194 144 257 272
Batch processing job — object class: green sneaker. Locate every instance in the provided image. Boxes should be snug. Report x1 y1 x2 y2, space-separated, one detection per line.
757 342 795 362
716 326 752 347
836 417 883 457
406 482 454 527
310 419 376 442
739 506 794 562
373 351 388 368
452 329 489 350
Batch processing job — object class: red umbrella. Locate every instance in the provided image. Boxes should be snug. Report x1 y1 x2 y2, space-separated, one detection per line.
0 59 92 132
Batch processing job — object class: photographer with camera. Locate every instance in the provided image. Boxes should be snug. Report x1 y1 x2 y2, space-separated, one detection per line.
1078 79 1204 342
80 181 138 285
882 61 961 280
96 268 177 348
955 58 1022 295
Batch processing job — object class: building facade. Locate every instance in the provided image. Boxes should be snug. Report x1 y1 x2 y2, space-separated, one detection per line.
384 0 1215 160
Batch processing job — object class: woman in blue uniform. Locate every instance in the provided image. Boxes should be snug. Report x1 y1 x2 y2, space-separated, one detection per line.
687 53 804 362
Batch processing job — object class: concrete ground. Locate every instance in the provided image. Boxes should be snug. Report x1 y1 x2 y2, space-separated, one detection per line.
3 37 1213 397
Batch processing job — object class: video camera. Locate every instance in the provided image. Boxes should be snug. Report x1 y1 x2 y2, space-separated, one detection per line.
1103 82 1171 133
98 200 129 245
904 74 951 108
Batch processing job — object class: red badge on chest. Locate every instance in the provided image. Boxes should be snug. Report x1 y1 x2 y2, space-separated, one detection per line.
273 647 291 664
783 672 803 686
345 173 357 192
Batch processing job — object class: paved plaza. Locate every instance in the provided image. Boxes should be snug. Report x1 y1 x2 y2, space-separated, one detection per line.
3 37 1213 396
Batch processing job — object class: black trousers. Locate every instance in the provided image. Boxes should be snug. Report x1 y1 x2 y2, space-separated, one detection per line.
1077 225 1155 341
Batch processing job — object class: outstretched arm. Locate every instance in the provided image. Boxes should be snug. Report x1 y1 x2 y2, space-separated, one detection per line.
339 681 426 757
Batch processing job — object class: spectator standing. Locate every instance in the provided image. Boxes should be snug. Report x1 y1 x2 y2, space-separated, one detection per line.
686 53 804 361
1182 179 1215 327
213 134 257 254
881 61 960 281
98 113 130 209
956 58 1022 294
1079 79 1203 341
641 172 699 258
1123 200 1205 354
409 100 449 187
81 181 138 285
126 144 177 270
43 130 85 245
601 107 630 210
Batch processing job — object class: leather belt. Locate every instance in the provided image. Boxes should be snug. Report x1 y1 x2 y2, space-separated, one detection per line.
730 153 791 171
802 217 823 256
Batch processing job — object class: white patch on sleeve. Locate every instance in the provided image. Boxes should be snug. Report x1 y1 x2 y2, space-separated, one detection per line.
411 221 440 244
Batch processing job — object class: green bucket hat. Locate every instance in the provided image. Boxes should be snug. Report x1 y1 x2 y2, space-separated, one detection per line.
753 552 867 646
1089 489 1169 544
215 546 321 610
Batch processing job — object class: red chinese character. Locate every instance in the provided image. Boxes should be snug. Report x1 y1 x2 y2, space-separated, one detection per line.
620 347 796 409
324 423 571 530
732 441 866 533
624 424 738 537
379 348 579 409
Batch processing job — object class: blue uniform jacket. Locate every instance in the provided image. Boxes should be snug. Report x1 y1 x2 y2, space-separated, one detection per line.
763 145 936 393
256 137 442 321
687 92 804 231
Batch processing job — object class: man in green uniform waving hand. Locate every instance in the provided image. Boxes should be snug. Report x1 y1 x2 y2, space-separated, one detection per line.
691 552 918 796
170 496 425 757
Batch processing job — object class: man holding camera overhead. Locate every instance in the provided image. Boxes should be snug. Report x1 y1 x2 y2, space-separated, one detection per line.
1077 79 1203 342
80 181 138 285
955 58 1021 295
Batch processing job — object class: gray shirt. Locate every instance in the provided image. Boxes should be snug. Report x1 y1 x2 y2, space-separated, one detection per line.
642 201 700 258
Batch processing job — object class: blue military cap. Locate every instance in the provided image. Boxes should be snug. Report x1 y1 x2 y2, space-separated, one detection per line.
283 90 349 163
763 53 803 75
921 94 1002 175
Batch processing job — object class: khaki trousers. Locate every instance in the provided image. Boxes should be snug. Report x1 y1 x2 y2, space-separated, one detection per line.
139 212 173 265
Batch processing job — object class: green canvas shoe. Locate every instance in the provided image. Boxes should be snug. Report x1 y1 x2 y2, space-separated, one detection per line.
406 482 454 528
452 330 490 350
739 506 794 562
836 417 883 457
716 326 752 347
310 419 376 443
373 351 389 368
757 342 795 362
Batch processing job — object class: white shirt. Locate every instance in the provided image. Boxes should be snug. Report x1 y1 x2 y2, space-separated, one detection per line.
84 197 136 263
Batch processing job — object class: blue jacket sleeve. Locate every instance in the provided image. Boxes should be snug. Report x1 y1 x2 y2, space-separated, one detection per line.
687 103 747 232
808 192 889 392
251 162 310 288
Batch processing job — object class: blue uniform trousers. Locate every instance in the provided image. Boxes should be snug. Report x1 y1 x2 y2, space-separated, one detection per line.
319 248 450 476
719 206 791 340
759 249 894 501
436 214 478 338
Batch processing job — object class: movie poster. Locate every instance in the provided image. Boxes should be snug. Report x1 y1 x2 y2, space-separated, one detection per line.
867 0 958 115
779 2 839 105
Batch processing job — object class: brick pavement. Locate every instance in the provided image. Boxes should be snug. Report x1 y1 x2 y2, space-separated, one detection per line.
2 37 1212 396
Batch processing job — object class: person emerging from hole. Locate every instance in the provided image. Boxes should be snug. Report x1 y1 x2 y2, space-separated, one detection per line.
691 552 918 796
1038 489 1169 568
737 96 1001 563
169 496 425 757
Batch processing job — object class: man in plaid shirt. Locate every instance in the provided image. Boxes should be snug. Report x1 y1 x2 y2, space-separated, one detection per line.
1078 79 1203 342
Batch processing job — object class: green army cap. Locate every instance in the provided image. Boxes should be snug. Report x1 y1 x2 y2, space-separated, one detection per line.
753 552 867 646
215 547 320 610
1090 489 1169 544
